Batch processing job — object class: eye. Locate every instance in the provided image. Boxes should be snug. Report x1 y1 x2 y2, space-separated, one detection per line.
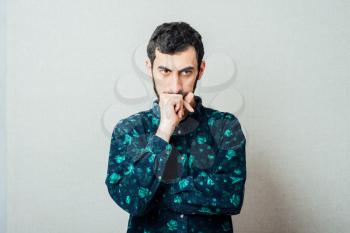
181 70 192 76
160 69 170 75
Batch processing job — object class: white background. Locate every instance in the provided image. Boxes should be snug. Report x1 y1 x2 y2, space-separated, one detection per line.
1 0 350 233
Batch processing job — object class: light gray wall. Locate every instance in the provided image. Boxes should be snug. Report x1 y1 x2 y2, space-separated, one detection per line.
0 0 7 232
4 0 350 233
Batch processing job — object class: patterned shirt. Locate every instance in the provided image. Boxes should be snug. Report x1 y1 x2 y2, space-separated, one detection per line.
105 95 247 233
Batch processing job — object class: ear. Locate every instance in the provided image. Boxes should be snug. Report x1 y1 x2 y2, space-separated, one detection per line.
145 58 152 78
197 60 206 80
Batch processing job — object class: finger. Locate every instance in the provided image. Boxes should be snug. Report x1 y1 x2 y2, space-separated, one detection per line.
184 92 194 102
178 98 183 117
175 101 180 112
184 92 195 112
176 98 183 117
180 103 185 118
178 108 183 119
176 95 183 112
183 101 194 112
176 106 183 119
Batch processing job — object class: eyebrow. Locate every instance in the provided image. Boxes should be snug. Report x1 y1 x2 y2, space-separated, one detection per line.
157 65 194 72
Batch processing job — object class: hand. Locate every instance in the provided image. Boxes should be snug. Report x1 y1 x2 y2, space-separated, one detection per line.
156 92 195 142
182 92 195 118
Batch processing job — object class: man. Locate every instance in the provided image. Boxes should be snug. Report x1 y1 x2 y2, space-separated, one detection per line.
105 21 246 233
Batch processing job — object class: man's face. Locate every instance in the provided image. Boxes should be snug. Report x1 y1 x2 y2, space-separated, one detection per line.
146 46 205 100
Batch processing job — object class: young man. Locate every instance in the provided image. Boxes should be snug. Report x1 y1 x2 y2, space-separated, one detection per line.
105 22 247 233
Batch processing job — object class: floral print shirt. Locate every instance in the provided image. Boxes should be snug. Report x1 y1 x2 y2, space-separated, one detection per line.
105 95 247 233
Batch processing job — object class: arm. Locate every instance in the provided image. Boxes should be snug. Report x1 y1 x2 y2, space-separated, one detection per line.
160 113 246 215
105 119 173 216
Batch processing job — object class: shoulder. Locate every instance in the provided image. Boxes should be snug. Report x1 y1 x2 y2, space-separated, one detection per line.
202 106 245 146
112 110 151 137
202 106 241 127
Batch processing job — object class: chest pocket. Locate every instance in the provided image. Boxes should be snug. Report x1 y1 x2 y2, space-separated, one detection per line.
186 118 220 174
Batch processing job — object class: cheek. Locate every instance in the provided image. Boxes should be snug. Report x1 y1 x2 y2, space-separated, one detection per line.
154 77 168 89
183 78 196 87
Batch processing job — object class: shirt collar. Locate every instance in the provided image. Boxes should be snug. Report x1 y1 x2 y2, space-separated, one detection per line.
151 95 204 136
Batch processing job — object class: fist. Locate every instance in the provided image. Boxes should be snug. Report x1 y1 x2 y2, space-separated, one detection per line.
155 92 195 141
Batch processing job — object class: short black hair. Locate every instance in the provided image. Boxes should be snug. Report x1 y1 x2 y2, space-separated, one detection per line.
147 21 204 70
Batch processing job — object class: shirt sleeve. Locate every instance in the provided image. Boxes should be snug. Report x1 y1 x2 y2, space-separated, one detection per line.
105 119 173 216
160 113 246 215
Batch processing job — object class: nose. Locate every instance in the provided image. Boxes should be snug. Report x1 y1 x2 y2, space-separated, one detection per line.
169 74 183 95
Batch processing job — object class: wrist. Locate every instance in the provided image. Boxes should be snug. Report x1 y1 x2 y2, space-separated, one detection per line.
156 126 172 142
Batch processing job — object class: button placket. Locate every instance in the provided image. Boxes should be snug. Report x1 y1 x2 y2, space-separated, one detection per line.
177 213 187 233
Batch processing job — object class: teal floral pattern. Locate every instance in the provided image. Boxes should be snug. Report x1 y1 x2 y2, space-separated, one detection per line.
105 95 246 233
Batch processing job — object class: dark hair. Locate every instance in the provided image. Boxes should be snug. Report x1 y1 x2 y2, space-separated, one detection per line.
147 21 204 70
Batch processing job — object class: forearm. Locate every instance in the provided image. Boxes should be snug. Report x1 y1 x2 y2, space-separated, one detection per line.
158 172 246 215
105 129 173 216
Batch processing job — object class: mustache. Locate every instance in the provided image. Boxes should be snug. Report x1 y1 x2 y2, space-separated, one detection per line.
162 90 186 96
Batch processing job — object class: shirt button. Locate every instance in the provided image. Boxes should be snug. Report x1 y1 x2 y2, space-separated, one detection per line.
180 214 184 218
177 130 181 134
158 176 162 179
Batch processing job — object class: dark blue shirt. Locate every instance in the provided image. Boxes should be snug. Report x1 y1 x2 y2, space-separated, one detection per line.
105 95 247 233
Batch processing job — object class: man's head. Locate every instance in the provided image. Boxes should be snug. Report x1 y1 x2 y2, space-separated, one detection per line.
145 22 206 100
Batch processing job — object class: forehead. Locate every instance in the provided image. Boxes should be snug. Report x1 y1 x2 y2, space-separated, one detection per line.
154 46 197 69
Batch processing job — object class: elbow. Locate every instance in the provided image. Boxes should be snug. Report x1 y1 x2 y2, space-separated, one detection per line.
105 183 124 210
223 202 243 216
126 206 149 217
105 183 151 217
228 206 242 215
228 192 245 215
121 199 152 217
